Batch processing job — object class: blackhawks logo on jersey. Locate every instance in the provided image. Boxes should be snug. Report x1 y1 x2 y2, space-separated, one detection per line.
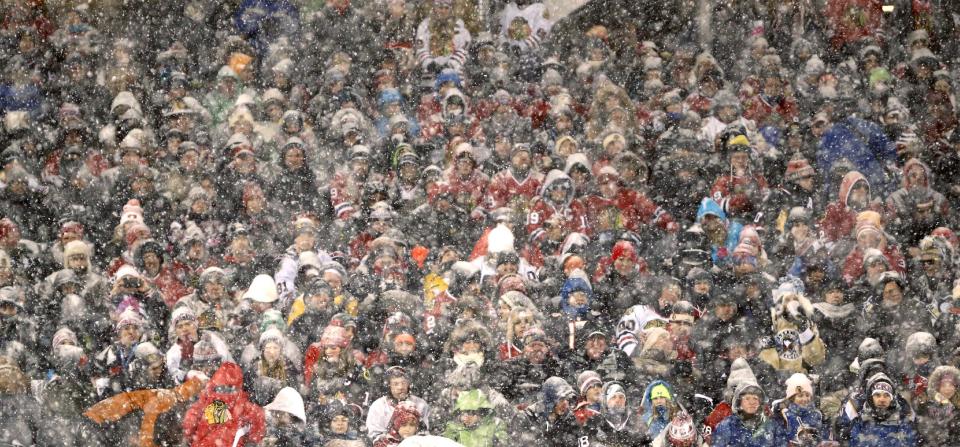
204 400 233 425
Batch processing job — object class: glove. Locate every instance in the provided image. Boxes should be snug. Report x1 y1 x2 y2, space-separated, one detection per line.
758 336 777 351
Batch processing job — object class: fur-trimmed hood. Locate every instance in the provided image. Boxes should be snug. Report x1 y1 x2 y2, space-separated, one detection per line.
445 320 493 353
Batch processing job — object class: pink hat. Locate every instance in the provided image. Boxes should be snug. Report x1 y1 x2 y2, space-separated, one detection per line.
115 308 144 331
120 199 144 226
320 325 349 348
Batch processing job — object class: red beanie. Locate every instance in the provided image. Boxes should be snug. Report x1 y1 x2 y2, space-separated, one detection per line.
611 241 639 263
785 158 814 182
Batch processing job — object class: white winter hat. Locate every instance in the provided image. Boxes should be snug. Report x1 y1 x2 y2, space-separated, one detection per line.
785 373 813 401
258 327 285 350
265 387 306 423
243 274 278 303
486 224 515 255
725 358 759 400
114 264 141 282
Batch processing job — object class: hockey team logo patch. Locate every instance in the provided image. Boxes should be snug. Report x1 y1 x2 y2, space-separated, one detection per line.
204 400 233 425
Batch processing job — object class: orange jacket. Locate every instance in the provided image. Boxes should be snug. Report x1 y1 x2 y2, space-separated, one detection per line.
85 377 204 447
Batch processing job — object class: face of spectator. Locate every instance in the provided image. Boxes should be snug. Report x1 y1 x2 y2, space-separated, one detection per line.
715 302 736 321
142 252 161 276
263 341 282 363
585 384 602 403
871 392 892 409
389 377 410 400
322 271 343 294
740 393 761 415
393 338 415 355
398 421 418 438
176 319 198 340
68 253 88 272
882 282 903 306
585 335 607 359
284 147 305 170
330 415 350 434
118 324 141 346
523 340 549 364
824 289 844 305
939 379 957 400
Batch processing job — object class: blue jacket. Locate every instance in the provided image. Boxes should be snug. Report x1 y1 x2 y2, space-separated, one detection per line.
560 276 593 318
767 400 823 445
695 198 743 266
711 414 774 447
848 412 918 447
234 0 300 55
818 117 896 199
640 380 675 439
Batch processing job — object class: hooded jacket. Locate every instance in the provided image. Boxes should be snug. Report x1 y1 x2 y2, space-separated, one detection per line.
182 362 265 447
526 170 589 242
442 389 509 447
847 373 918 447
711 381 772 447
639 380 679 439
694 198 744 266
917 365 960 446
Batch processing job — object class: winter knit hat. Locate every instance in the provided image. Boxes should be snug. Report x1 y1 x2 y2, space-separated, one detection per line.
51 327 78 348
611 240 639 264
113 264 141 283
862 248 888 269
259 309 285 332
259 327 285 350
785 373 813 401
667 413 697 443
115 308 144 331
119 199 144 226
59 221 84 238
171 306 197 327
870 376 895 397
135 342 161 361
192 338 222 363
650 383 672 401
725 358 759 400
785 158 815 182
602 133 626 149
605 383 626 402
63 240 91 266
577 370 603 395
123 223 151 248
320 325 350 349
541 377 576 417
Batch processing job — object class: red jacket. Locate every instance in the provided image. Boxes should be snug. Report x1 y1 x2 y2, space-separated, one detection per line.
711 173 769 218
182 362 265 447
842 244 907 284
147 262 193 308
825 0 885 50
444 168 489 210
584 189 679 234
742 94 798 127
820 171 883 242
485 169 543 210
